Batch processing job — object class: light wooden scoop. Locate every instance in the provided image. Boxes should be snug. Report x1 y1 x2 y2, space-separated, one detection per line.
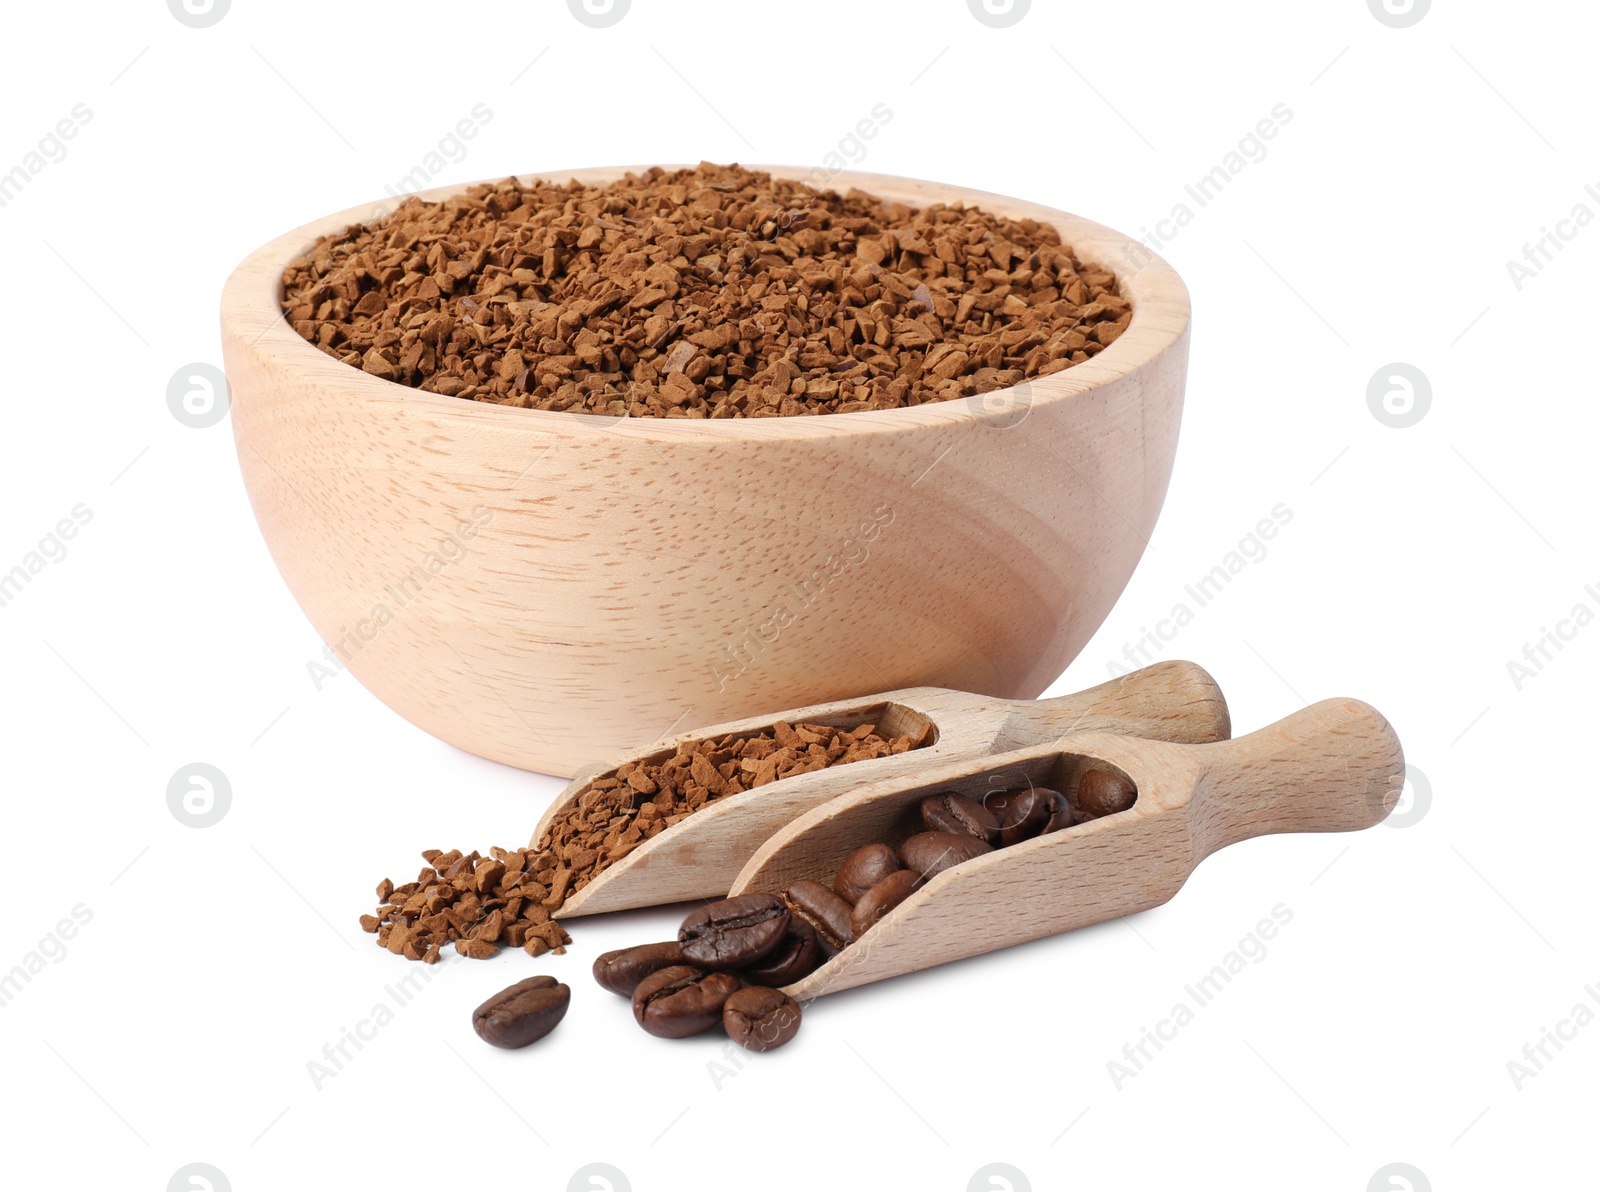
728 697 1404 1000
533 661 1231 917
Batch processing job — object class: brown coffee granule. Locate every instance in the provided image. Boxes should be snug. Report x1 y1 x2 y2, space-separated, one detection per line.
362 848 573 963
538 718 933 901
281 162 1129 417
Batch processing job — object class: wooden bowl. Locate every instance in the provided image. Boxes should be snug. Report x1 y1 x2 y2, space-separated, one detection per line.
219 166 1190 777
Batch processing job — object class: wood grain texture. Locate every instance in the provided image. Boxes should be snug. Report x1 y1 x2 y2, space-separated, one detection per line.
724 698 1403 1000
220 166 1191 776
538 659 1229 916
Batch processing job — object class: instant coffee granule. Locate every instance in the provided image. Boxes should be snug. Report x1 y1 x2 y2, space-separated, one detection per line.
362 848 572 963
538 718 931 903
281 162 1129 417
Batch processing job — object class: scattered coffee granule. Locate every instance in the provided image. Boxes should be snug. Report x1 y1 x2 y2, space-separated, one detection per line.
281 162 1130 417
537 718 932 903
362 848 573 963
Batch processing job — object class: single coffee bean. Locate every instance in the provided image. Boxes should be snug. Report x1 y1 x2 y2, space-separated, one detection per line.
740 917 822 986
834 843 903 904
723 985 803 1052
471 975 570 1049
899 830 993 880
632 965 743 1038
987 786 1054 845
593 940 686 996
920 792 1000 844
785 879 855 951
1078 768 1137 818
678 894 790 971
850 869 921 938
1041 789 1075 835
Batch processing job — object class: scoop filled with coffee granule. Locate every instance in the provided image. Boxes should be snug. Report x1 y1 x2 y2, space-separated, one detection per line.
282 162 1129 417
536 717 931 904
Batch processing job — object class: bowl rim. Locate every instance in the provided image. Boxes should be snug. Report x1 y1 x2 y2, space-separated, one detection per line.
219 164 1190 443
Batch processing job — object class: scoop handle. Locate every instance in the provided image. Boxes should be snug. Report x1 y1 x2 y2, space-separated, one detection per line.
1011 660 1231 746
1185 698 1404 860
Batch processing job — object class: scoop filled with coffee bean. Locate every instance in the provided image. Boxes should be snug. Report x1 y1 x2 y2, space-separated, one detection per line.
715 696 1404 1000
529 660 1230 919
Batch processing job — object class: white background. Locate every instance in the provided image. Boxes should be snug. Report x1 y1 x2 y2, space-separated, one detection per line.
1 1 1592 1189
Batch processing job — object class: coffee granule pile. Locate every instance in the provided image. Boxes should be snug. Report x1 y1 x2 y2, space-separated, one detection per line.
538 718 933 901
362 848 573 963
281 163 1129 417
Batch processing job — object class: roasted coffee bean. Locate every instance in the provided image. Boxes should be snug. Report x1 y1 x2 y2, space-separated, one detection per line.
850 869 921 938
1041 789 1075 835
471 975 570 1049
723 986 803 1052
920 792 1000 844
987 786 1054 845
899 830 993 880
593 940 686 996
679 894 790 971
785 879 855 951
834 843 903 904
1078 768 1137 817
632 966 742 1039
740 917 822 986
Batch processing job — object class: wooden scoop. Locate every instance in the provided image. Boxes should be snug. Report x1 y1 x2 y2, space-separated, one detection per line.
728 697 1403 1000
533 661 1231 918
